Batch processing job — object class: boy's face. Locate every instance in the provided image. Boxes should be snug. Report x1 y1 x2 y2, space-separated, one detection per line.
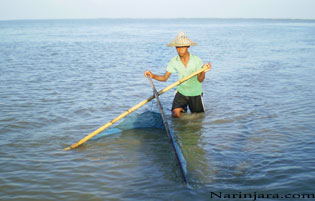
176 46 189 57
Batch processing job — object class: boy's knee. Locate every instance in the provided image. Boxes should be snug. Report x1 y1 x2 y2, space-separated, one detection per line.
172 108 183 118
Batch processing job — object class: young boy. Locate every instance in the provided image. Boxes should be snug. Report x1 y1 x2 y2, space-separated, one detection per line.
144 32 211 118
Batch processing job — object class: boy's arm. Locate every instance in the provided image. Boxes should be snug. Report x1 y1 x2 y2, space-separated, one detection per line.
144 71 171 82
197 62 211 82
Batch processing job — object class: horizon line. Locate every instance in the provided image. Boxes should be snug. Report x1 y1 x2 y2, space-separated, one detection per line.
1 17 315 22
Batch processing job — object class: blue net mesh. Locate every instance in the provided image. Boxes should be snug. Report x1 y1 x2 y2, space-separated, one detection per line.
117 111 164 130
91 110 188 183
92 111 164 140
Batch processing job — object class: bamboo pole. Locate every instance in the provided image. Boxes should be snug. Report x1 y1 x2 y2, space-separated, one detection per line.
64 66 208 151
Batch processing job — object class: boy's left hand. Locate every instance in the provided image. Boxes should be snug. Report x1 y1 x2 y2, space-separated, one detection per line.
204 62 212 72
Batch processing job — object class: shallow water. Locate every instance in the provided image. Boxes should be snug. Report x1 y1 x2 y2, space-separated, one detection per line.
1 19 315 200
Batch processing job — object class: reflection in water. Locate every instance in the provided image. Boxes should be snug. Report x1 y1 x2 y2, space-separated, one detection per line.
171 113 215 185
90 111 187 183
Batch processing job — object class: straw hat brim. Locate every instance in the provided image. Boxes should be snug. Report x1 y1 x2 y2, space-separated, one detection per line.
167 42 197 47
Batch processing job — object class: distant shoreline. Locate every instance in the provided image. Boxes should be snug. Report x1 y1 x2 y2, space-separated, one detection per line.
1 17 315 23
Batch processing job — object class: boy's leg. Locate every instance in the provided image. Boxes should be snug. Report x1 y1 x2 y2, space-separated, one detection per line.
171 92 188 118
172 108 184 118
188 94 205 113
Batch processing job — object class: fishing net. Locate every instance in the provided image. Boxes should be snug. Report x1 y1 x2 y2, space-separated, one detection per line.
92 110 164 140
91 109 188 183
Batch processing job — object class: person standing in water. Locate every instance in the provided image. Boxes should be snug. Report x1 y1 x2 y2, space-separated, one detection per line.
144 32 211 118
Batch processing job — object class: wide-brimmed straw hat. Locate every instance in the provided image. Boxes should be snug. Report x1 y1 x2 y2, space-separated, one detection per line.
167 32 197 47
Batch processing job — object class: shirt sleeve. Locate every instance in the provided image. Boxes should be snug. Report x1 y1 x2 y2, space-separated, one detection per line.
166 60 177 73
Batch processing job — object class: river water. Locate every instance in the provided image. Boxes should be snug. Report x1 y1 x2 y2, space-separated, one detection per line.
1 19 315 201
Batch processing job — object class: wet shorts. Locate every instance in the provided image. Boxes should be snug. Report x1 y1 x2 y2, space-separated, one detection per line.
171 92 205 113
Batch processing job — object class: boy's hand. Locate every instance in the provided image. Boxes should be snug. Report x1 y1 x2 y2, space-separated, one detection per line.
144 70 153 78
204 62 212 72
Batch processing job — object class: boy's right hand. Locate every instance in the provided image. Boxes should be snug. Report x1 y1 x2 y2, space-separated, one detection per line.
144 70 153 78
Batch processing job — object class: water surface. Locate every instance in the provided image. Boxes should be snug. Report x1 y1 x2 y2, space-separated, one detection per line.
1 18 315 200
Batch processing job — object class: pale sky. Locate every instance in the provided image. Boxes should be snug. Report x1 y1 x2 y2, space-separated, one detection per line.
1 0 315 20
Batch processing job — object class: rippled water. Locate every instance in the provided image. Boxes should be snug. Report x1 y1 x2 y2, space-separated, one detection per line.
1 19 315 200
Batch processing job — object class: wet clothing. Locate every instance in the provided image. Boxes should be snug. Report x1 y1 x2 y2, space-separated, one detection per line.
171 92 205 113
